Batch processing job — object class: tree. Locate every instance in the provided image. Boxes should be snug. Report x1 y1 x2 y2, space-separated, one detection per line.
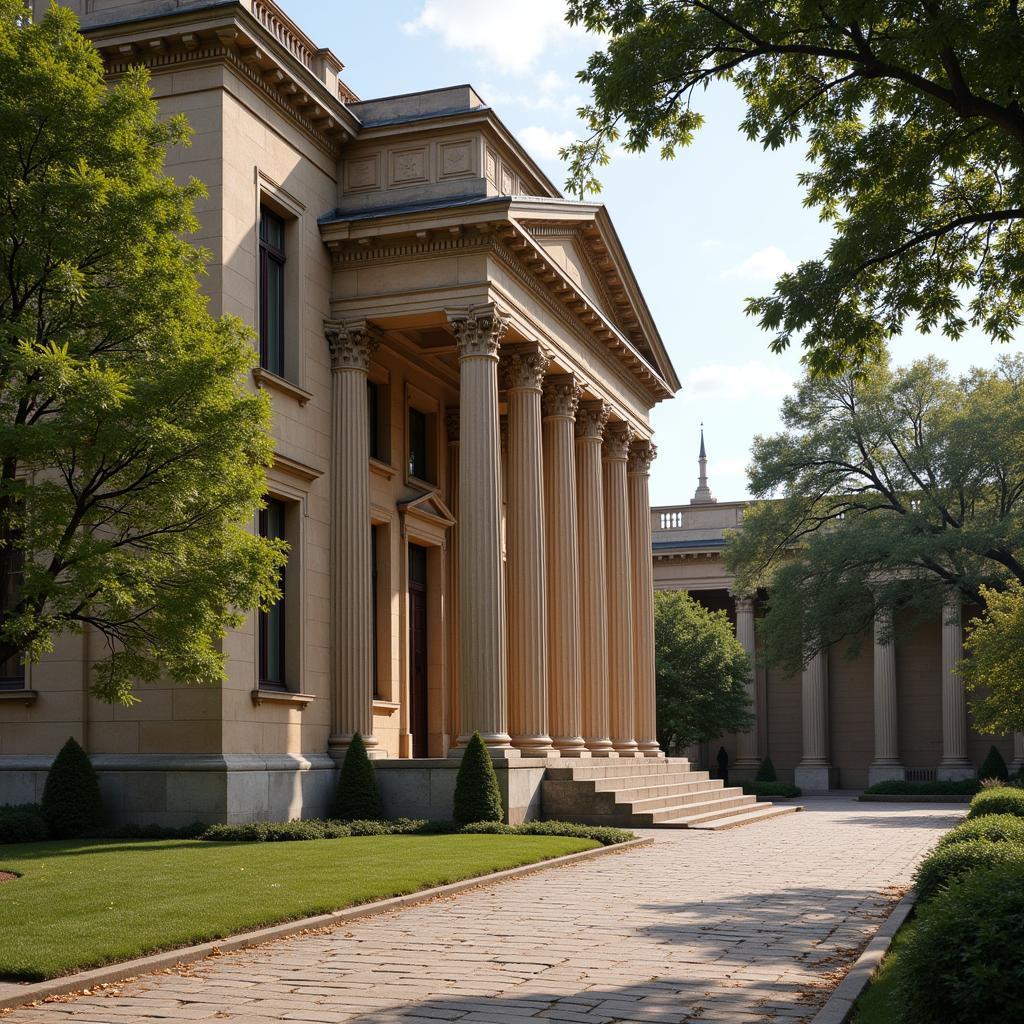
41 736 103 837
0 2 284 703
654 590 753 753
962 581 1024 735
453 732 504 824
332 732 385 821
564 1 1024 375
726 354 1024 674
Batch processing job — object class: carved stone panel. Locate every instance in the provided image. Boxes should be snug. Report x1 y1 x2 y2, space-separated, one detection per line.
389 147 429 186
438 140 474 179
343 155 380 193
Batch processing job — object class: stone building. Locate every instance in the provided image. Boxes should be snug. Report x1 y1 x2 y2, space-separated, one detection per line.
652 433 1024 791
0 0 682 824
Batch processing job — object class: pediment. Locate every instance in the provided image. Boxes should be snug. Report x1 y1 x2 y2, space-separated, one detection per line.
531 233 611 316
398 491 456 532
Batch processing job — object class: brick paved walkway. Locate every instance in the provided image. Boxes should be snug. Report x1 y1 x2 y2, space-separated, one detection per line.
4 798 961 1024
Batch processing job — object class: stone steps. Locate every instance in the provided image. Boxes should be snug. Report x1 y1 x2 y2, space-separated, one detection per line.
541 759 799 829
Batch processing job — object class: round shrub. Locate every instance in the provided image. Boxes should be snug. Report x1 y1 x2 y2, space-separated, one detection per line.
913 838 1024 902
967 786 1024 819
935 813 1024 849
332 732 384 822
979 744 1009 782
898 863 1024 1023
754 757 777 783
453 732 503 824
41 737 103 838
0 804 48 844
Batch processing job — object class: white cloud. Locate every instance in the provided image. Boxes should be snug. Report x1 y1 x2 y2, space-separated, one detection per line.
720 245 796 282
685 360 794 402
517 125 576 162
402 1 583 75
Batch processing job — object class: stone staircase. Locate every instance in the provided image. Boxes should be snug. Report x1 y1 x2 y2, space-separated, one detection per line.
542 757 801 829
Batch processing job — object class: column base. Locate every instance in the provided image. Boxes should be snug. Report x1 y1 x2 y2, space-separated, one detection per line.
454 732 520 758
585 738 617 757
868 763 906 786
1012 760 1024 775
637 740 664 758
612 741 641 757
328 733 381 762
937 762 976 781
510 736 560 759
794 762 836 792
551 737 591 758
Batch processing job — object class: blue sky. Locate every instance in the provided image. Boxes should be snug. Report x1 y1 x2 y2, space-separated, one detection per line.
286 0 1008 506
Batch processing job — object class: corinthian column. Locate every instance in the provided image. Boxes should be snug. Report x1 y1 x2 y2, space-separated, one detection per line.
542 375 588 755
576 399 614 756
604 421 639 755
732 595 759 774
628 440 661 756
325 319 378 759
938 590 974 780
795 648 833 791
445 409 460 753
447 306 514 755
869 604 905 784
502 346 554 756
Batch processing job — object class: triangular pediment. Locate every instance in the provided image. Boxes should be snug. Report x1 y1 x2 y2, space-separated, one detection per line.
398 491 456 529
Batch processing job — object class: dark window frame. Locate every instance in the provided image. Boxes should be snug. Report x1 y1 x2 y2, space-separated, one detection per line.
408 406 429 482
258 499 287 690
258 207 286 377
0 547 25 690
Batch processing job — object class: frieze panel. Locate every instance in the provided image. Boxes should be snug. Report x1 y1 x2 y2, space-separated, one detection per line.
439 140 474 179
344 155 380 193
389 146 429 186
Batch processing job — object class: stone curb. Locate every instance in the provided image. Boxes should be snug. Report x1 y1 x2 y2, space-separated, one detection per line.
0 836 652 1011
858 794 972 803
808 890 915 1024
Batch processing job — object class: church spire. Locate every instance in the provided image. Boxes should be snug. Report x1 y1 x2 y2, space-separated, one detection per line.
691 423 716 504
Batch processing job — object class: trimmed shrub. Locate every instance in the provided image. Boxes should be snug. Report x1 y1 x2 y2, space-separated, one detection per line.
452 732 503 825
332 732 384 822
754 757 777 783
967 786 1024 819
0 804 48 844
458 820 514 836
457 820 635 846
913 838 1024 902
936 813 1024 850
41 737 103 838
202 817 429 842
109 821 206 840
862 778 980 796
898 863 1024 1023
742 781 801 798
979 744 1009 782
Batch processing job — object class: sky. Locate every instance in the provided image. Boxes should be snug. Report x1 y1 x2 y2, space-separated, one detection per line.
285 0 1011 506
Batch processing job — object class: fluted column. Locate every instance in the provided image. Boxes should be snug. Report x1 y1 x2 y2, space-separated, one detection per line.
542 375 588 755
732 595 759 772
502 346 554 756
628 440 662 756
938 590 974 779
604 421 639 756
447 306 514 755
445 410 460 753
1012 732 1024 775
325 319 378 758
869 604 905 784
576 400 614 756
795 648 833 791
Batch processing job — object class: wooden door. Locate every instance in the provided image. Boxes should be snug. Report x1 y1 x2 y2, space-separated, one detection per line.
408 545 429 757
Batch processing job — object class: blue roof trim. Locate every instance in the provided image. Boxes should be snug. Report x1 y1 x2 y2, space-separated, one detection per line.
652 539 727 551
318 193 506 225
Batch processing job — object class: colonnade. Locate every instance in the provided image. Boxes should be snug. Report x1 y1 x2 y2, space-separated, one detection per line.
325 307 660 760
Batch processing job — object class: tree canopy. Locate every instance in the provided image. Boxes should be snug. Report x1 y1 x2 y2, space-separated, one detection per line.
564 1 1024 374
654 589 753 752
962 581 1024 735
726 353 1024 674
0 2 284 703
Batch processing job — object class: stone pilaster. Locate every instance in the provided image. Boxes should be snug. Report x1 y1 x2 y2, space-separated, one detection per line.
795 648 834 791
501 346 554 756
732 595 759 773
603 421 639 756
447 306 515 755
541 375 588 756
445 409 460 752
628 440 662 756
325 319 379 759
938 590 975 779
576 399 614 756
869 604 905 784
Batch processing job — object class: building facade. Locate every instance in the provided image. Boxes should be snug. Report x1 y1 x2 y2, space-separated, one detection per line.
652 435 1024 791
0 0 679 824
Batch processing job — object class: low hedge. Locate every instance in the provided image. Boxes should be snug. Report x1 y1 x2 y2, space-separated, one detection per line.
202 818 430 843
459 820 635 846
935 813 1024 850
913 838 1024 902
967 786 1024 819
862 778 980 797
741 781 801 798
898 863 1024 1023
0 804 48 844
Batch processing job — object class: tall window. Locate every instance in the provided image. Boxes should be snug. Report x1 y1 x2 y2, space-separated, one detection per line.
258 207 285 377
408 407 428 480
0 548 24 690
368 380 382 461
258 500 287 689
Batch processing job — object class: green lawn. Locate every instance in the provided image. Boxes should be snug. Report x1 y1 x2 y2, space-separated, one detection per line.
0 833 597 980
852 918 916 1024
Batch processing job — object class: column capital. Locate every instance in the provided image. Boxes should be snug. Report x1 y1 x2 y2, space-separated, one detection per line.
575 399 610 440
733 594 756 613
603 421 635 461
447 304 509 359
541 374 583 419
445 408 460 444
324 319 379 372
500 345 551 392
627 439 658 476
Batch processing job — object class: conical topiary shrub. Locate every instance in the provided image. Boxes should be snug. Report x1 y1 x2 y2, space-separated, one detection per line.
755 757 777 783
453 732 503 825
332 732 384 821
41 736 103 838
979 744 1009 782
